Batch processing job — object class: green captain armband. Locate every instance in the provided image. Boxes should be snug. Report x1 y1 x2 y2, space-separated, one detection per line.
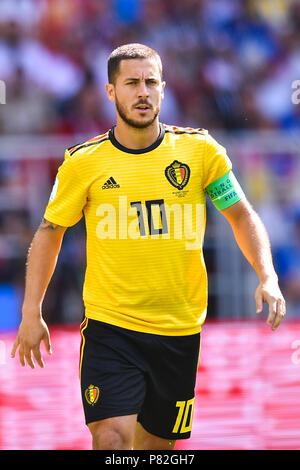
205 171 245 211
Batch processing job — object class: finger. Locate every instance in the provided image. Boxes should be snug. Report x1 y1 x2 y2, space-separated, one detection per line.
18 346 26 367
11 338 20 358
255 291 263 314
23 346 35 369
272 299 286 331
43 332 52 355
32 346 44 368
266 298 277 328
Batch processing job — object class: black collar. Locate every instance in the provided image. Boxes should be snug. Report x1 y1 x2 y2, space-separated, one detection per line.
109 122 165 154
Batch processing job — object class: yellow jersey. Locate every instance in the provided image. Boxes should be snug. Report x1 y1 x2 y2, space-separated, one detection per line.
44 123 234 335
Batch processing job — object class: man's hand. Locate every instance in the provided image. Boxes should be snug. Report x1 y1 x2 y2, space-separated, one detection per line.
11 316 52 368
221 200 286 331
255 277 286 331
10 218 65 369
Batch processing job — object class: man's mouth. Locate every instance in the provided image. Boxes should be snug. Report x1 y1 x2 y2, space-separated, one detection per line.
135 104 151 110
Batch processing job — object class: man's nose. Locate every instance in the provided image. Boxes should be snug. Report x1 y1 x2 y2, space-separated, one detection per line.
137 81 149 98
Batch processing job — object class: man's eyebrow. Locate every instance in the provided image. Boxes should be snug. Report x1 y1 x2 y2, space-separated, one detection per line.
124 77 159 82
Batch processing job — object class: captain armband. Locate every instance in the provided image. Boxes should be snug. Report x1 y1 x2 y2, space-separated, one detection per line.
205 171 245 211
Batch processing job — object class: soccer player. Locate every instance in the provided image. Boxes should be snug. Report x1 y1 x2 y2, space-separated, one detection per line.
11 43 286 450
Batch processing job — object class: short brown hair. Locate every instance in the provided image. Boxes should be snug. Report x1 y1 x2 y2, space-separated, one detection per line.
107 43 163 84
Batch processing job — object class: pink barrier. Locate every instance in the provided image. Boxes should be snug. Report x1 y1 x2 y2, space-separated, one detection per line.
1 320 300 450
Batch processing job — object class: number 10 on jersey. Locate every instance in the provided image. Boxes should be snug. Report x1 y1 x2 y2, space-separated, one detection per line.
131 199 168 236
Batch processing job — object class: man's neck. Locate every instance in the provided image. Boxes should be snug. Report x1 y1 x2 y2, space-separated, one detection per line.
113 118 160 150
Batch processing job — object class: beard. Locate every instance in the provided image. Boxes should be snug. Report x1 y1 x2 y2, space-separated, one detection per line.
115 95 160 129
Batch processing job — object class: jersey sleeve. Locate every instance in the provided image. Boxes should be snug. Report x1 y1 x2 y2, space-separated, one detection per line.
203 133 245 210
43 149 88 227
202 133 232 189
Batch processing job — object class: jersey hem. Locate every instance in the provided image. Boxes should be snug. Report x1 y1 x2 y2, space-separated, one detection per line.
84 310 202 337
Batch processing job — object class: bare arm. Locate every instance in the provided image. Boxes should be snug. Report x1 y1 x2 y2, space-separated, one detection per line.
221 199 286 330
11 218 67 368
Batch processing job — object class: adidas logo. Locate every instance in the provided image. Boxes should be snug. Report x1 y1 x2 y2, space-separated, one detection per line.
102 177 120 189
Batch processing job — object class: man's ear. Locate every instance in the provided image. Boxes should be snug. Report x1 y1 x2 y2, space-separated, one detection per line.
105 83 115 103
161 81 166 100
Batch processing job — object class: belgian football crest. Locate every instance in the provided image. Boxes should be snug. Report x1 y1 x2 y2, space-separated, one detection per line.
165 160 190 190
85 384 100 405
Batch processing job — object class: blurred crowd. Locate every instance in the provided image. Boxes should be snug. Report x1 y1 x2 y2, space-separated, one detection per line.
1 0 300 325
1 0 300 134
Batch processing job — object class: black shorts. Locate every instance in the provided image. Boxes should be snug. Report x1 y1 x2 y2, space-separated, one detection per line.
79 318 200 440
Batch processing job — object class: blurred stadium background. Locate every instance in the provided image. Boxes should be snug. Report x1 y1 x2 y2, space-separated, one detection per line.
0 0 300 450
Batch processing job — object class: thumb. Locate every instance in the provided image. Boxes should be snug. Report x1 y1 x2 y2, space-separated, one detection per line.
43 332 52 355
255 291 263 314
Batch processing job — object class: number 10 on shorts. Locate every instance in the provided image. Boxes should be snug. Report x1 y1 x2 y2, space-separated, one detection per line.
172 398 195 434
